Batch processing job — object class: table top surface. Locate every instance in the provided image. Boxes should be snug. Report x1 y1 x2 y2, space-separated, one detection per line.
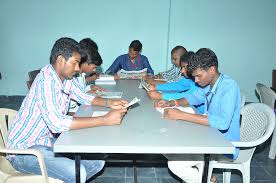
54 80 235 155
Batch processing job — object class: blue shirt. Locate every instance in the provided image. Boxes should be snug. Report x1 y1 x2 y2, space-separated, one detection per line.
156 77 204 113
185 74 241 159
105 54 154 75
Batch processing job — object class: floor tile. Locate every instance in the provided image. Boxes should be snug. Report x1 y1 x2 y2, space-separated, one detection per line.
126 167 156 178
98 167 125 178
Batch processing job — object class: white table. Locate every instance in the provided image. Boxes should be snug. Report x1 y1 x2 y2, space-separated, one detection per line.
54 80 235 183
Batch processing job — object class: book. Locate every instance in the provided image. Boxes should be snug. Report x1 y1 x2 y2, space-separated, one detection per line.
139 78 150 91
123 97 140 109
96 91 123 99
118 68 147 79
95 74 116 85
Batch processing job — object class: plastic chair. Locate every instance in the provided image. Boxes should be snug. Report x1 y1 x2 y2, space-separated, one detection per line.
0 108 63 183
256 83 276 159
207 103 276 183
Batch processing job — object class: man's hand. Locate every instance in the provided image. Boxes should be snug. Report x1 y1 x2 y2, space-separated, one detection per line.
114 74 120 80
86 74 98 83
109 99 129 109
102 109 127 125
147 91 162 100
146 78 156 85
155 100 175 108
148 84 156 91
154 73 163 79
163 108 182 120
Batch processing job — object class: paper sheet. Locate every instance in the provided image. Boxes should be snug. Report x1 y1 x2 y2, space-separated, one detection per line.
92 111 109 117
123 97 140 109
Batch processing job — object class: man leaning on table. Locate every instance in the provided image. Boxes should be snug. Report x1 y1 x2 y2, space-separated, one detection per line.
157 48 240 183
6 37 128 183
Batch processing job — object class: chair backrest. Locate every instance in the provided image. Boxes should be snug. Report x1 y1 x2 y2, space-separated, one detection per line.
256 83 276 109
27 69 40 89
0 108 17 148
28 69 40 81
239 103 275 146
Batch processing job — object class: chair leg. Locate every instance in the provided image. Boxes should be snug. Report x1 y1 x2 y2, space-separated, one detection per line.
207 162 213 183
242 161 251 183
268 127 276 159
223 170 231 183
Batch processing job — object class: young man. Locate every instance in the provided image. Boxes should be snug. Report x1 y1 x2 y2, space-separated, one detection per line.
78 38 102 84
155 45 187 82
147 51 196 101
105 40 154 79
157 48 240 183
6 37 128 183
69 38 105 113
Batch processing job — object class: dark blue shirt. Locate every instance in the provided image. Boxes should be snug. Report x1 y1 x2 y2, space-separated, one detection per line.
105 54 154 75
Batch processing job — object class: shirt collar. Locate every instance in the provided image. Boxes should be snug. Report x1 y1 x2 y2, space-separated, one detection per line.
210 73 223 94
41 64 65 91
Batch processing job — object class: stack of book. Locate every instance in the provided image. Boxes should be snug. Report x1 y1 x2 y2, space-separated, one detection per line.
95 74 116 85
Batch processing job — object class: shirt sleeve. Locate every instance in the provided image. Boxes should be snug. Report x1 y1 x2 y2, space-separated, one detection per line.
70 79 95 105
156 78 193 92
162 85 197 100
142 56 154 75
208 85 239 131
184 87 205 106
105 56 122 74
160 66 175 79
37 78 73 133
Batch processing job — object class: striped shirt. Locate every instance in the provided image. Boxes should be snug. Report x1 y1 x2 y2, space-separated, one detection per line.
7 64 95 150
159 65 182 82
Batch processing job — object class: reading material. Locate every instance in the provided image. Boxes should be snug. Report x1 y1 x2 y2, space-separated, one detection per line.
118 68 147 79
95 74 116 85
123 97 140 109
139 78 150 91
92 111 109 117
96 91 123 99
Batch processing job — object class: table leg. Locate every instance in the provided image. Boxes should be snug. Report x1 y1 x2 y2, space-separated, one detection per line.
133 159 138 183
75 154 81 183
202 154 210 183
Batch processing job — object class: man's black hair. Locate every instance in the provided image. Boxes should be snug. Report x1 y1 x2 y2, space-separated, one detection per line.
50 37 80 64
187 48 218 74
180 51 195 64
79 38 98 51
80 48 102 66
129 40 142 52
180 51 195 78
171 45 187 55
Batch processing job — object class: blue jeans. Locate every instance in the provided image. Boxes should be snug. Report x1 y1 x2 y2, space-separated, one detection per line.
9 145 105 183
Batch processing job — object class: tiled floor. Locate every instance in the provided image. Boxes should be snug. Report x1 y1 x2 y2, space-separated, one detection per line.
1 95 276 183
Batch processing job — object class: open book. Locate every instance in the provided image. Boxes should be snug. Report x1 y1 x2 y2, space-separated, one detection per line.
156 106 195 115
139 78 150 91
118 68 147 79
96 91 123 99
95 74 116 85
123 97 140 109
